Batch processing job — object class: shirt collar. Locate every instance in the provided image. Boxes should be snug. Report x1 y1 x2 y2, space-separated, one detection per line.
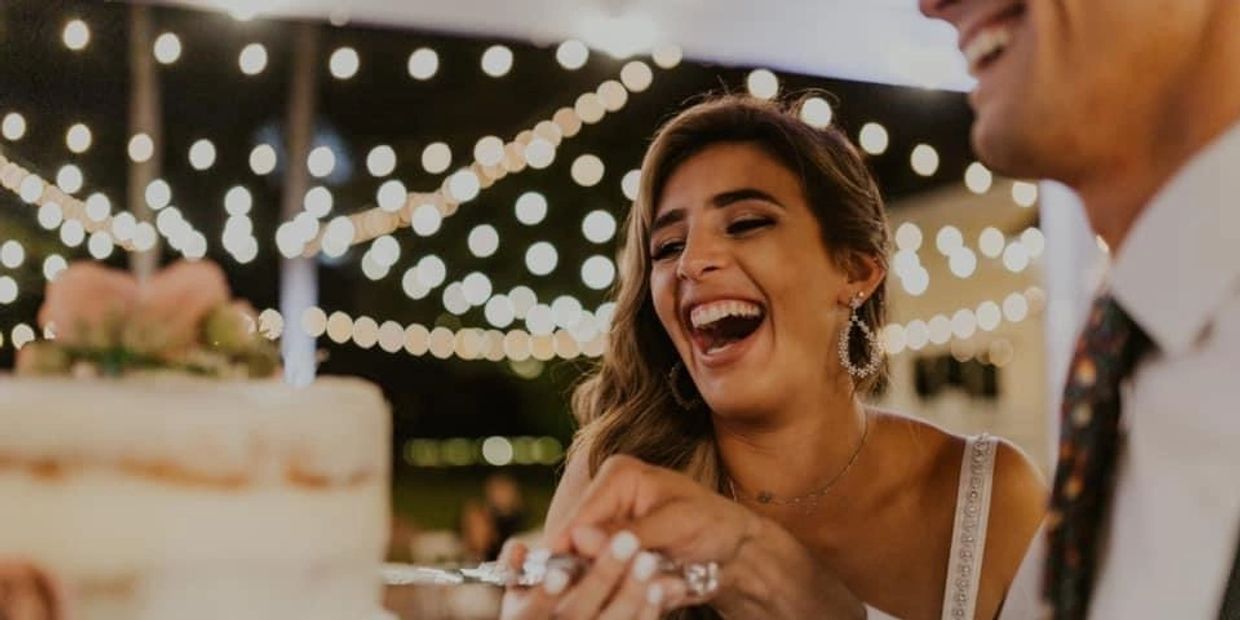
1110 120 1240 356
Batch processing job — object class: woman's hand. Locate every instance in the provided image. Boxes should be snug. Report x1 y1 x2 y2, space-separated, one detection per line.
548 455 866 620
498 531 686 620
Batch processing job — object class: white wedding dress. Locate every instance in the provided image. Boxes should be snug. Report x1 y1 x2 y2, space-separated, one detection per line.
866 434 999 620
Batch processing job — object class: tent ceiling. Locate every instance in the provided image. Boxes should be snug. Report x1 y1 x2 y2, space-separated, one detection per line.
147 0 971 91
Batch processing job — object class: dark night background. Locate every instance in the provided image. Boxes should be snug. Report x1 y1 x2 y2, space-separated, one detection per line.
0 0 976 528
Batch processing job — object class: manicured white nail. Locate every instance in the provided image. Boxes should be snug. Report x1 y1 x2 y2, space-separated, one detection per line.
543 568 569 595
610 530 639 561
647 583 664 606
526 547 551 564
632 552 659 581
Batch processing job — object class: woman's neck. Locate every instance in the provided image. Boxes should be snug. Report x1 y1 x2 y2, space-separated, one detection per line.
713 381 869 508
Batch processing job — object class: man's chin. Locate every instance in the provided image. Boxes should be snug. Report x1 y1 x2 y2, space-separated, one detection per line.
970 110 1043 180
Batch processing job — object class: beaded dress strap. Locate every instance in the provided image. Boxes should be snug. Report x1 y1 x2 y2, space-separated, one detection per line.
941 434 998 620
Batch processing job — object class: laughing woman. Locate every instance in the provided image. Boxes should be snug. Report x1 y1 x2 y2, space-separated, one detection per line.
501 95 1046 620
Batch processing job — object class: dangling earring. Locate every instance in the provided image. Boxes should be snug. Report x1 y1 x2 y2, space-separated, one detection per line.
838 293 883 379
667 361 702 410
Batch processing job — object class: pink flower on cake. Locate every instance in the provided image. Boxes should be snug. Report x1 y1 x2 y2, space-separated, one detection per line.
136 260 230 354
37 261 139 347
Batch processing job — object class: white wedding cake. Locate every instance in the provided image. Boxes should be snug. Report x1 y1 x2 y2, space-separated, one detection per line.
0 261 391 619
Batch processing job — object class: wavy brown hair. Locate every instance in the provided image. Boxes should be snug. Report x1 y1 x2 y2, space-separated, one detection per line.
572 94 891 492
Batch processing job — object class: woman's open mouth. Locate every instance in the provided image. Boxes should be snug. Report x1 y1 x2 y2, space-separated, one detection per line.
685 299 767 362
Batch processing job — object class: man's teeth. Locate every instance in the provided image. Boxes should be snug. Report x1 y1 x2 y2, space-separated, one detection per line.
690 300 762 329
963 26 1012 70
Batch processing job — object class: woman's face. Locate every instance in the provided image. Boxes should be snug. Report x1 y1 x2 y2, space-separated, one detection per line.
649 142 867 419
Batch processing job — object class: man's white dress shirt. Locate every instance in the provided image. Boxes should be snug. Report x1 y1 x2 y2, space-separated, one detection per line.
1001 121 1240 619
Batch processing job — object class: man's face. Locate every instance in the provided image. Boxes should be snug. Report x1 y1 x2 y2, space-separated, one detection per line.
920 0 1215 183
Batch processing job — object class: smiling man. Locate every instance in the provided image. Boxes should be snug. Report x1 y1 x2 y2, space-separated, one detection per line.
920 0 1240 618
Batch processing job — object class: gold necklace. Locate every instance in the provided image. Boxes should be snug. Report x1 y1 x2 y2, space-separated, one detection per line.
725 413 870 512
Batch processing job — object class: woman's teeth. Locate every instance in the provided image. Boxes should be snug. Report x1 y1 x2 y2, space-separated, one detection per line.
689 300 763 330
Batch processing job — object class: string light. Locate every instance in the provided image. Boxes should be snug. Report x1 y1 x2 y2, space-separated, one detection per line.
2 113 27 141
882 288 1045 355
84 192 111 222
462 272 494 306
416 255 447 289
515 191 548 225
239 43 268 75
859 123 889 155
574 94 605 124
407 48 439 80
481 45 514 77
978 227 1005 258
66 123 92 154
597 81 628 112
443 282 470 315
1 240 25 269
895 222 923 252
19 176 44 203
935 225 964 255
620 61 653 92
329 47 360 80
153 32 182 64
581 255 616 290
652 44 683 69
948 247 978 278
366 145 397 177
484 296 516 329
1011 181 1039 207
746 69 779 100
59 220 85 247
249 144 277 175
911 144 940 177
799 97 833 129
525 242 558 276
556 40 589 70
55 165 83 194
0 152 137 252
189 139 216 170
570 154 605 187
523 138 556 169
445 169 481 203
12 324 35 349
123 133 155 164
43 255 68 281
410 203 443 237
144 179 171 211
224 186 253 216
376 179 407 212
87 230 115 259
306 146 336 178
0 276 15 305
473 136 505 167
965 162 992 194
621 169 641 201
467 224 499 258
1020 228 1046 258
582 210 617 244
369 235 401 267
289 62 671 268
901 266 930 296
63 20 90 51
421 142 451 174
1002 241 1031 273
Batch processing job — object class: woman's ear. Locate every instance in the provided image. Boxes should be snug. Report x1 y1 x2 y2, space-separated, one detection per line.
844 251 886 298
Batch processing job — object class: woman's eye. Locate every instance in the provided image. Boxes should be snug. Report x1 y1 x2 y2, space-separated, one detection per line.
651 241 684 261
727 217 773 235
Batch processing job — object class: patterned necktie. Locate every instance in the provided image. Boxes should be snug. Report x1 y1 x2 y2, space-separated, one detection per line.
1044 294 1152 619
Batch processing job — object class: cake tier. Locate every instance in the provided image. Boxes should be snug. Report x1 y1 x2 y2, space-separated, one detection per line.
0 374 392 618
0 375 388 488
